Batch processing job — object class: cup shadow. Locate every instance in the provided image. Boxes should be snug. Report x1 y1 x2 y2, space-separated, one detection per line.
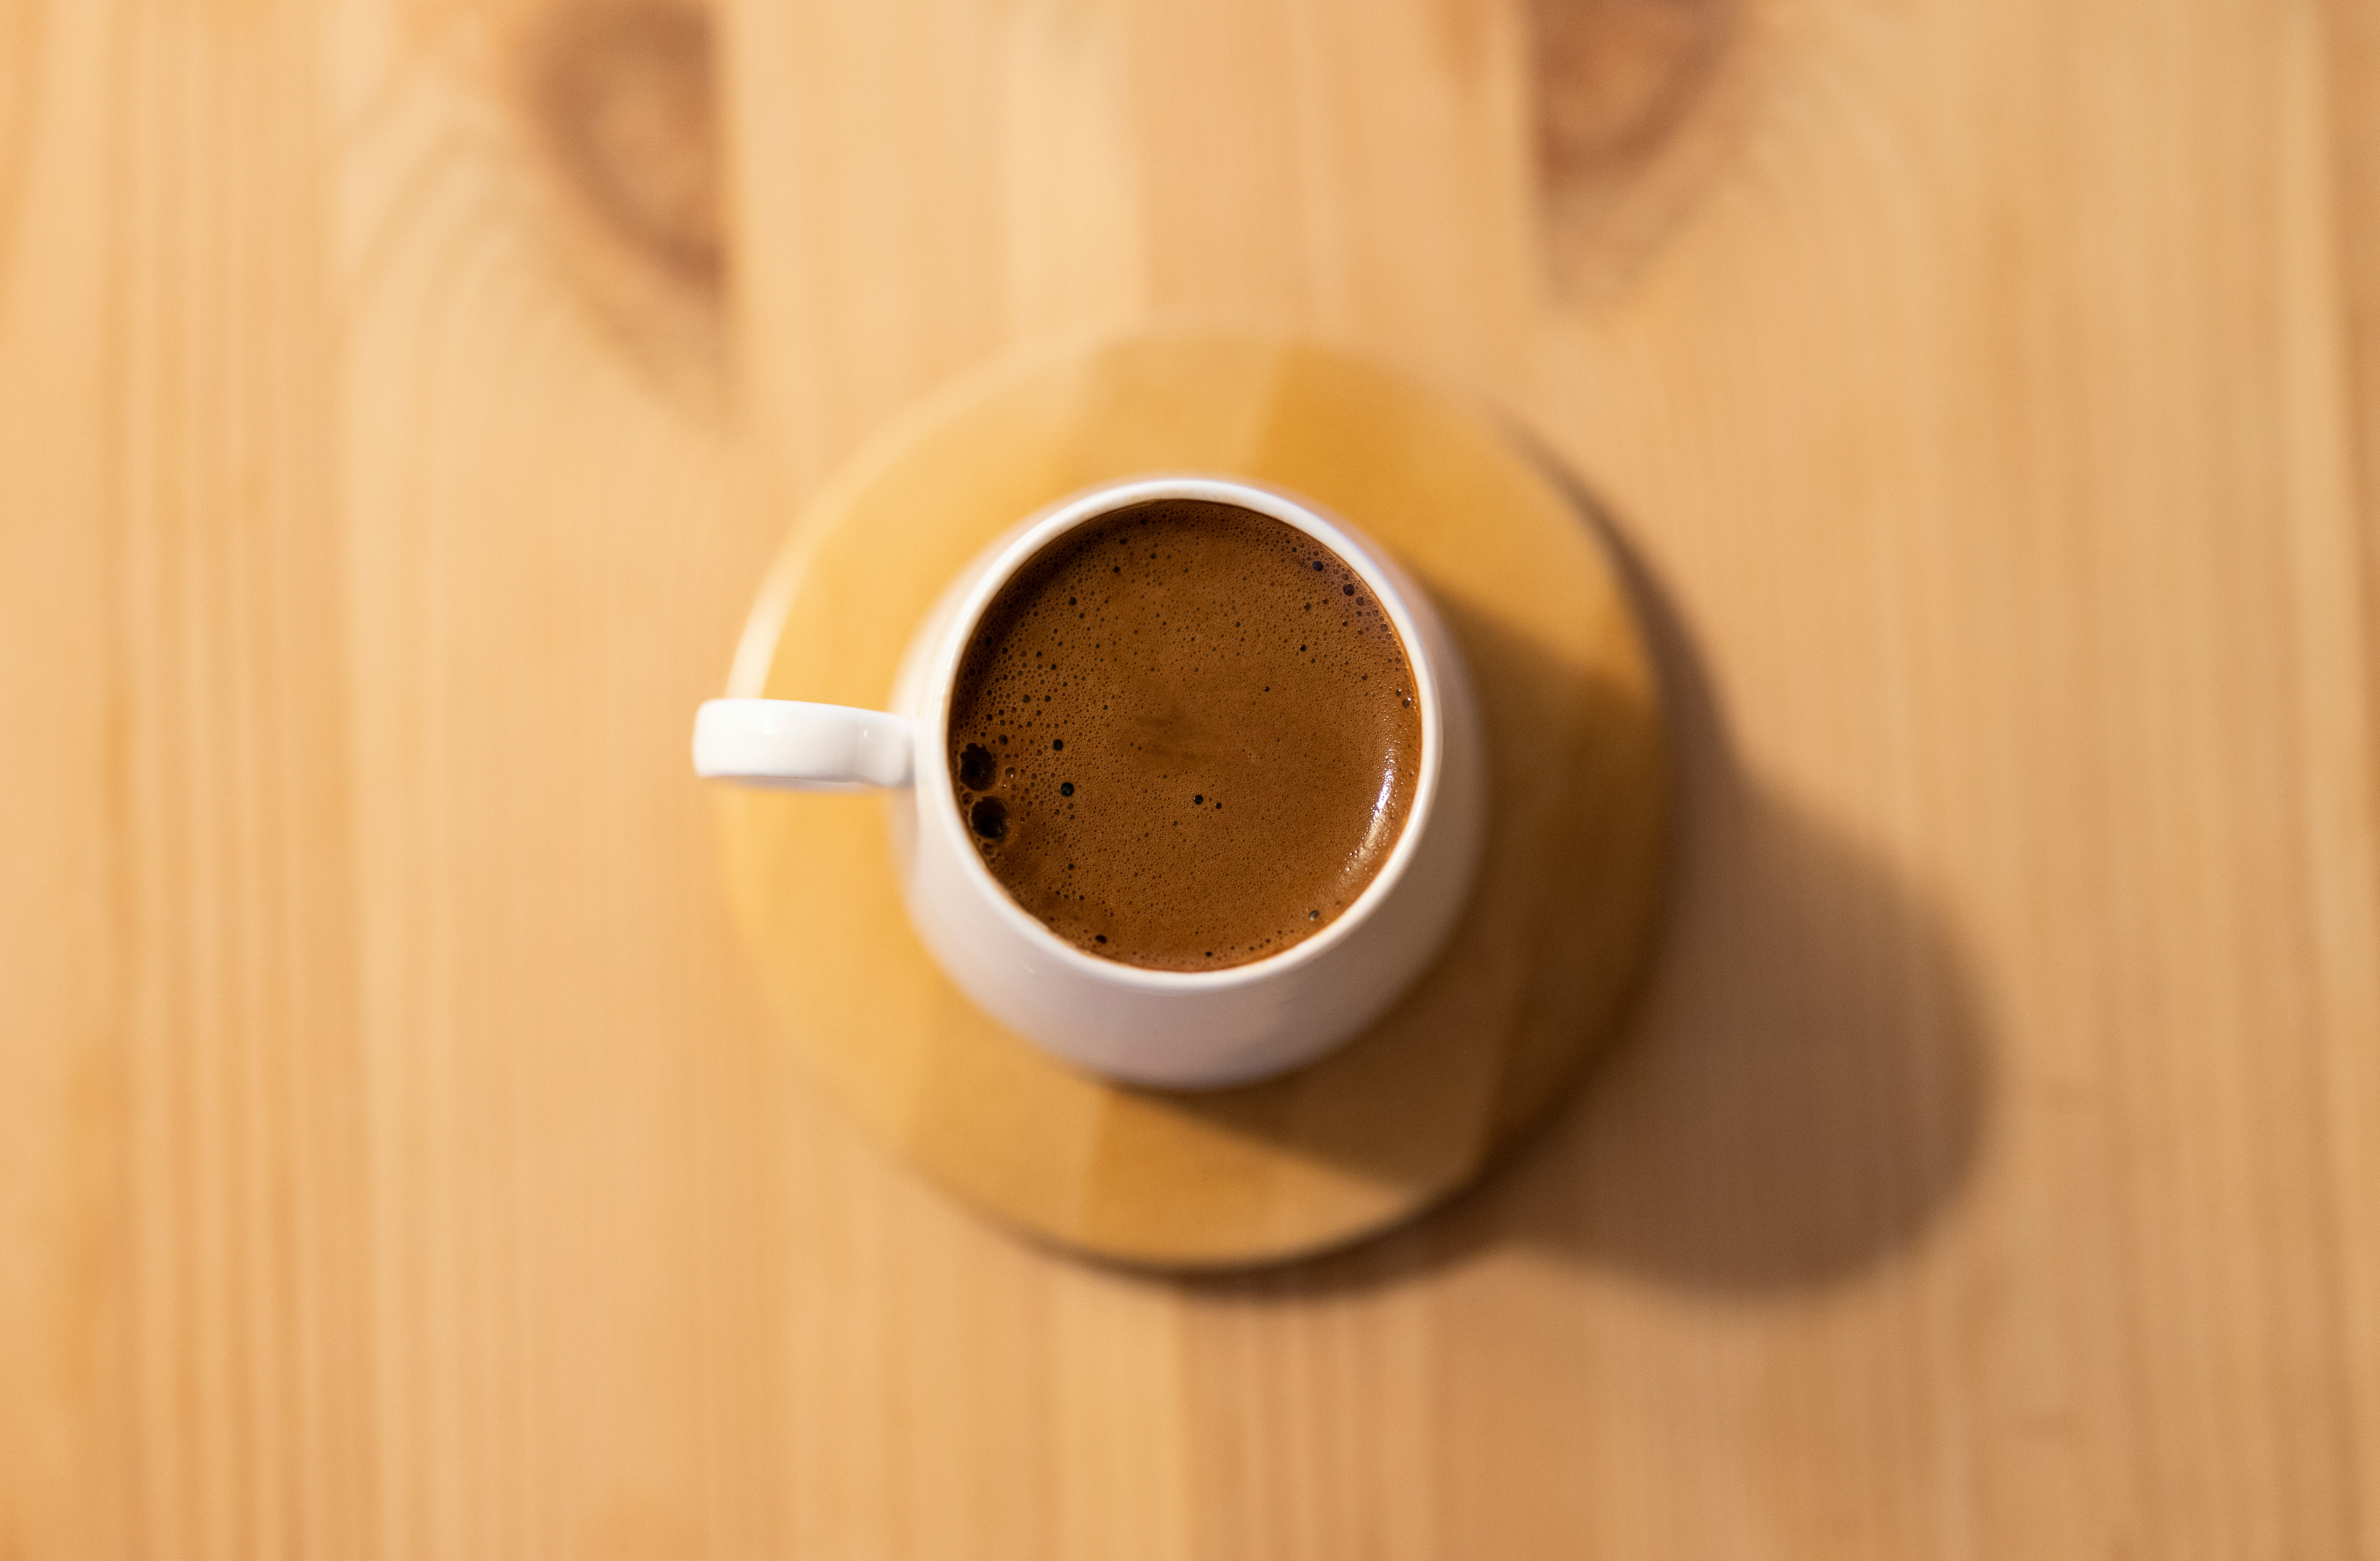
1190 483 1996 1299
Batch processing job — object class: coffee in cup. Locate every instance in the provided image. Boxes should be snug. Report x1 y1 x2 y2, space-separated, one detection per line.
946 499 1421 970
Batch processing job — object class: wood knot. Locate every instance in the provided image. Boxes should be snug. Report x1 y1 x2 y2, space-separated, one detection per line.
1532 0 1745 295
1534 0 1732 184
521 0 724 293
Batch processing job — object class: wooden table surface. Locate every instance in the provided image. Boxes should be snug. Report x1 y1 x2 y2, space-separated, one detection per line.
5 0 2377 1556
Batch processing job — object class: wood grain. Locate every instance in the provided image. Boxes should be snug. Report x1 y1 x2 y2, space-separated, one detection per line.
2 0 2376 1556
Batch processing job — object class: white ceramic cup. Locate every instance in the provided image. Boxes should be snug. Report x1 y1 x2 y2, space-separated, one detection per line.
693 475 1486 1088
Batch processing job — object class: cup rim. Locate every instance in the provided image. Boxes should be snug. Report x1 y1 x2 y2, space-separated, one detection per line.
915 473 1449 993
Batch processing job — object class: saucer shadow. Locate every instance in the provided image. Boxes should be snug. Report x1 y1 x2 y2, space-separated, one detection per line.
1194 489 1996 1298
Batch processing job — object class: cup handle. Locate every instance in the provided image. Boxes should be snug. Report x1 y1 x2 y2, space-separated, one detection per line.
692 698 915 789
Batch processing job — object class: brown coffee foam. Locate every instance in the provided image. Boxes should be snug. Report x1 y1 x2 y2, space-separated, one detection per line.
947 500 1422 970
